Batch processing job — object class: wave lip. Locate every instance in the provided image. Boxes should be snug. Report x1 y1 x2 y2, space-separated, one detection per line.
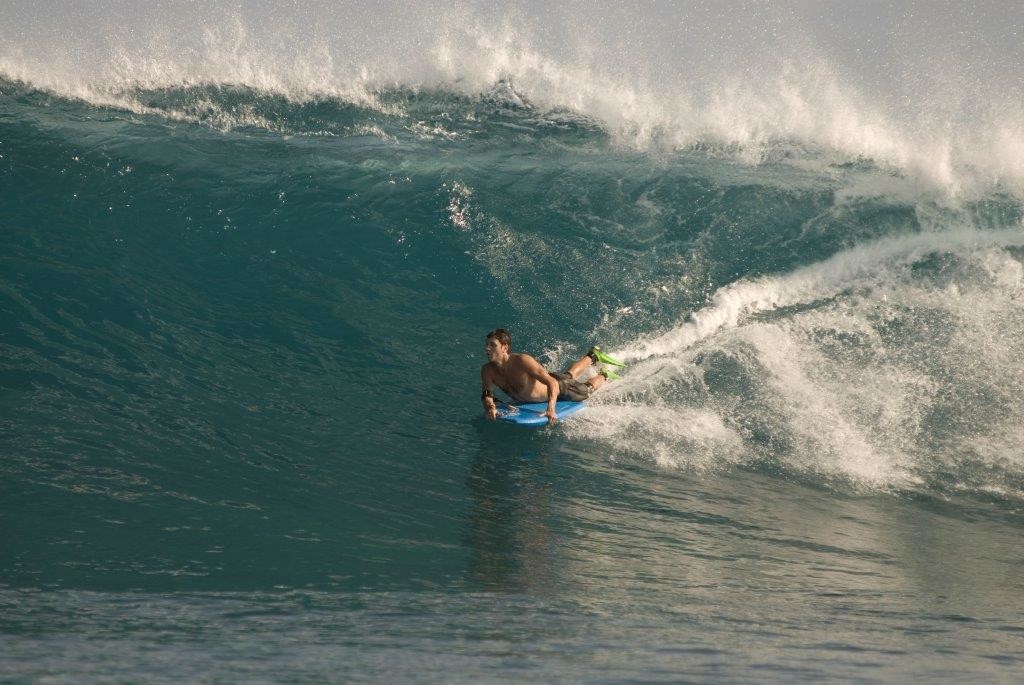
5 7 1024 194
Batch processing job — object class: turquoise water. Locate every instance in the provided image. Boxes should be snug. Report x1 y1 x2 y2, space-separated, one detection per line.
4 6 1024 680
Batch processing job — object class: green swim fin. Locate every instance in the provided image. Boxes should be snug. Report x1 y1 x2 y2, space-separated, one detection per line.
588 346 627 368
599 366 622 381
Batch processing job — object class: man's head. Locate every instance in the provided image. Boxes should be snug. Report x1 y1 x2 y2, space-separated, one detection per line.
485 328 511 362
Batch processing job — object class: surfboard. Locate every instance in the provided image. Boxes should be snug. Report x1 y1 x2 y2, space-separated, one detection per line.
495 400 586 427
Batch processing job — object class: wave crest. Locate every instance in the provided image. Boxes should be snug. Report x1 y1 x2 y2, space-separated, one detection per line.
4 7 1024 195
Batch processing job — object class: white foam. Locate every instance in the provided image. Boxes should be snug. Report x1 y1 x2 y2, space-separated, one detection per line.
4 6 1024 194
565 402 746 470
615 227 1024 364
733 322 919 488
576 228 1024 490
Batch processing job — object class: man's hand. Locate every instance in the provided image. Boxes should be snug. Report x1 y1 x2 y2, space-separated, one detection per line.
544 407 558 425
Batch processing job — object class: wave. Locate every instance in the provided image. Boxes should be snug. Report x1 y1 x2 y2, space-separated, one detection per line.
576 228 1024 494
616 227 1024 363
3 4 1024 195
4 8 1024 503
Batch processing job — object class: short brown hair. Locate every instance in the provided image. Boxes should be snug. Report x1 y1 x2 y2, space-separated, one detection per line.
486 328 511 348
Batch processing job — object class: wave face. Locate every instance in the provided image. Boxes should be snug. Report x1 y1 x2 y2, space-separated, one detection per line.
3 6 1024 681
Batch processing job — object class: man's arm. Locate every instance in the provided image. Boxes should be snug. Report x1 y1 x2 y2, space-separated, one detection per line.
521 356 560 425
481 365 498 420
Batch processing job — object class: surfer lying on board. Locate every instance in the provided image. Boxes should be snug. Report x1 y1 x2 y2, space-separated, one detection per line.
481 328 626 425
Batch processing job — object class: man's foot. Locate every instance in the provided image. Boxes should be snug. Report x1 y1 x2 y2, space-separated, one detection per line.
588 346 627 368
599 366 621 381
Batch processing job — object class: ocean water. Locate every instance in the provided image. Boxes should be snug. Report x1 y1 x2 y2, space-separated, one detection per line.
3 3 1024 682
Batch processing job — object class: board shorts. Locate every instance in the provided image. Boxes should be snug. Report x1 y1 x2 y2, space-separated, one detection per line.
549 370 592 402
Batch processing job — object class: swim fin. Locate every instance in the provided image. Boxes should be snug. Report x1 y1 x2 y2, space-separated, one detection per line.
599 366 622 381
588 346 627 368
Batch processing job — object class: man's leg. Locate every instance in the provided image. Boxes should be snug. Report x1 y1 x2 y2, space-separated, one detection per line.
564 352 606 392
564 347 624 395
565 352 597 379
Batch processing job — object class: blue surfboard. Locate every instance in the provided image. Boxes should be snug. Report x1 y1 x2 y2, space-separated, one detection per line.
496 400 586 427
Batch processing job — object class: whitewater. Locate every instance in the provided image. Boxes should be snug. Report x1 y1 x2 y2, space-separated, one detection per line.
2 2 1024 682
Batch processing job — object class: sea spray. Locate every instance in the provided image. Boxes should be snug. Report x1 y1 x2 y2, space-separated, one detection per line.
4 2 1024 193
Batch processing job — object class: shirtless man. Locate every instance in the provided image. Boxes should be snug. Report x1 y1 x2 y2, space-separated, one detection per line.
480 328 624 425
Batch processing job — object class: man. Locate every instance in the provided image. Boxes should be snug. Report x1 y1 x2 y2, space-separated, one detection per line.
481 328 625 425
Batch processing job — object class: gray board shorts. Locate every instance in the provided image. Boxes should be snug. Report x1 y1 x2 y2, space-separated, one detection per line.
549 370 591 402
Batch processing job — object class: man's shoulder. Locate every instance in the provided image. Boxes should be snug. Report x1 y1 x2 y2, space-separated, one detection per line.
509 353 542 367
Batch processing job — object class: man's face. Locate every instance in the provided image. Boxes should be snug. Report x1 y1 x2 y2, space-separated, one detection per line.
485 337 506 362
